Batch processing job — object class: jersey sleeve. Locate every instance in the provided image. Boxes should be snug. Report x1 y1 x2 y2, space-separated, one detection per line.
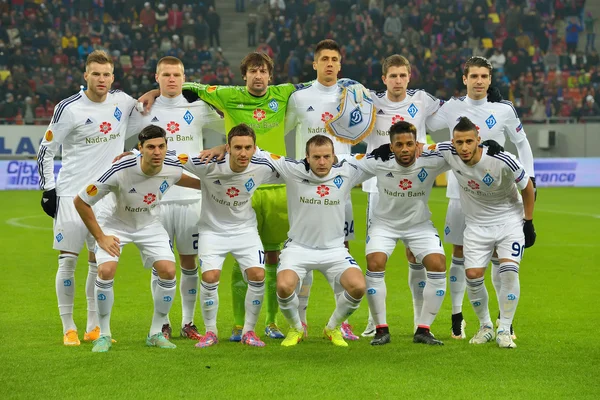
497 152 530 190
350 154 378 178
284 92 300 134
419 148 451 173
501 102 527 144
254 148 297 179
346 161 372 186
77 160 123 206
164 156 184 182
182 154 211 178
182 82 229 111
426 100 450 132
199 102 226 133
422 92 443 142
433 140 456 163
126 108 144 140
37 107 75 191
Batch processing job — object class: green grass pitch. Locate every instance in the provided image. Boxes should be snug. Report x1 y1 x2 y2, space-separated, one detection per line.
1 188 599 399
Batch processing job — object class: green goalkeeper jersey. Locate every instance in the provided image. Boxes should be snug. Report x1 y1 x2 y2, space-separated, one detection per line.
182 82 303 155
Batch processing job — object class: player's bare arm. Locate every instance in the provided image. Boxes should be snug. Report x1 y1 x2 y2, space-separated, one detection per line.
175 174 201 190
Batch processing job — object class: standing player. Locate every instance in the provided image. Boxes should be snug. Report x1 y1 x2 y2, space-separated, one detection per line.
435 117 536 348
127 56 224 341
426 56 536 339
353 121 449 346
139 52 368 340
177 124 282 348
360 54 442 337
37 50 138 345
284 39 371 340
74 125 201 352
257 135 370 347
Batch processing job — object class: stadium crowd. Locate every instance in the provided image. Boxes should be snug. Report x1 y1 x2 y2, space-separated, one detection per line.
1 0 599 124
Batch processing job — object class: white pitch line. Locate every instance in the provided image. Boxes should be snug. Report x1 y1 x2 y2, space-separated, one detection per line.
6 215 52 231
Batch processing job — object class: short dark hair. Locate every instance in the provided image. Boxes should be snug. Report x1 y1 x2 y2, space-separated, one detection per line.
138 124 167 146
453 117 479 136
382 54 411 76
463 56 493 76
389 121 417 142
240 52 274 78
314 39 342 60
227 123 256 145
305 134 334 155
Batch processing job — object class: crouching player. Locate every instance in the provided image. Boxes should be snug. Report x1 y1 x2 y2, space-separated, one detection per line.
74 125 200 352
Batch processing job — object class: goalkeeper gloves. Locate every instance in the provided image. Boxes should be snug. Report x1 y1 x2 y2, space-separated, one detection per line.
523 219 536 248
369 144 393 161
336 79 371 104
41 188 57 218
487 86 504 102
480 140 504 156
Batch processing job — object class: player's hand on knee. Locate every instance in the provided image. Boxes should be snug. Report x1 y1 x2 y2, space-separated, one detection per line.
41 189 57 218
480 140 504 156
369 143 393 161
523 219 536 248
112 151 134 163
99 235 121 257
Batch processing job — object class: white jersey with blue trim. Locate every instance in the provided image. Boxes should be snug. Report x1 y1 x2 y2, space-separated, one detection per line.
77 155 183 231
426 95 531 199
257 151 370 249
127 94 224 202
435 141 529 226
178 153 281 233
351 151 450 231
362 89 441 193
285 81 352 159
37 89 137 196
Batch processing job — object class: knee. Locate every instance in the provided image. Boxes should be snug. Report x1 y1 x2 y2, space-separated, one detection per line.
201 270 220 283
465 268 483 280
424 255 446 272
366 254 387 272
345 275 366 299
246 267 265 282
97 264 116 280
179 255 198 270
276 281 294 298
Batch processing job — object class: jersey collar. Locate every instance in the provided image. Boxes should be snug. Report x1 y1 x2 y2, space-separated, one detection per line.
313 80 339 94
157 94 185 106
464 96 488 106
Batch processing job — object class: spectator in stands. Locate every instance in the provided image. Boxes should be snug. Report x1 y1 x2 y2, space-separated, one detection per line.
78 40 94 61
566 17 584 53
384 9 402 40
580 95 600 117
207 6 221 52
248 12 258 48
156 3 168 30
168 3 183 31
140 2 156 30
456 15 472 44
584 11 597 53
530 95 548 122
489 48 506 72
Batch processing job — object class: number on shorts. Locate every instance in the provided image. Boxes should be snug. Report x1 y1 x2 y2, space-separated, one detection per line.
511 242 524 258
434 233 442 247
345 256 358 266
344 221 355 237
258 250 265 265
192 233 199 250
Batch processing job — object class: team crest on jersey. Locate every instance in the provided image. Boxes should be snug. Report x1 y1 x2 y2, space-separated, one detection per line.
333 175 343 188
485 114 497 129
177 154 188 164
418 168 428 182
316 185 330 197
99 121 112 134
468 180 480 190
166 121 180 134
398 179 412 190
159 180 169 194
268 99 279 112
321 112 334 123
482 173 494 186
143 193 157 205
444 226 450 235
245 178 255 192
407 103 418 118
45 130 53 141
114 107 122 121
183 110 194 125
253 109 266 122
391 115 404 124
226 187 239 198
86 184 98 196
348 106 363 127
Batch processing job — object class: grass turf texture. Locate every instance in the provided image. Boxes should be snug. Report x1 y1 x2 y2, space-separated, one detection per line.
1 188 599 399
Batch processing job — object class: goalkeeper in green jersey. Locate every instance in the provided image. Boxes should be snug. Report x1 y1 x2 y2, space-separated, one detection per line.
140 52 369 341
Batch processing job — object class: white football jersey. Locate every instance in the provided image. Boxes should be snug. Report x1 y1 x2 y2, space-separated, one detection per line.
436 141 529 226
362 89 441 193
352 151 450 231
127 94 224 202
426 95 531 199
37 90 137 196
285 81 352 159
259 151 370 249
78 155 183 230
179 154 282 233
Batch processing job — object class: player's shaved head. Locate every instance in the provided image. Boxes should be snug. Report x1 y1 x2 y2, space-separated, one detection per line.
305 134 334 156
306 135 334 177
389 121 417 143
228 123 256 145
157 56 184 73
